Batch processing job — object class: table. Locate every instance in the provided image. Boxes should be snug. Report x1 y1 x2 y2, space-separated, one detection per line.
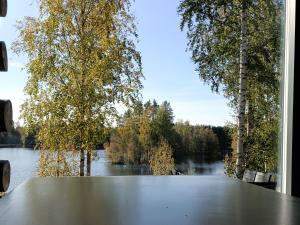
0 176 300 225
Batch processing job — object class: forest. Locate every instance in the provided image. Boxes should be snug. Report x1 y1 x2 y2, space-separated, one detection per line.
105 100 232 174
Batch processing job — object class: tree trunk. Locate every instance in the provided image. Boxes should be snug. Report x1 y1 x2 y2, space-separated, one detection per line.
80 149 85 176
236 1 248 179
86 150 91 176
56 149 60 177
246 100 254 136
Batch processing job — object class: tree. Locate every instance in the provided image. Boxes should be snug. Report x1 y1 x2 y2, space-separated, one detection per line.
0 126 22 146
106 99 179 168
211 126 232 159
244 120 278 173
13 0 142 176
149 139 175 175
106 115 142 165
235 0 248 179
151 101 174 145
178 0 282 178
174 120 193 156
138 110 153 163
189 126 219 161
174 122 222 162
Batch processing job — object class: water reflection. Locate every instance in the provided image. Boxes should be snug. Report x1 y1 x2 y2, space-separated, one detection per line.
0 148 224 192
176 159 224 175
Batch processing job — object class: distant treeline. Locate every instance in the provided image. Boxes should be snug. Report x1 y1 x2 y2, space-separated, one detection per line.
1 100 232 167
105 100 232 167
0 126 36 148
175 123 232 161
0 126 105 149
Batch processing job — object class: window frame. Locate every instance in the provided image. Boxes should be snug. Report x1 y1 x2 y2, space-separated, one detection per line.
280 0 295 195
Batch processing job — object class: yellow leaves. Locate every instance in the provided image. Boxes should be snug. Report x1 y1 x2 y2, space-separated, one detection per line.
13 0 142 176
38 150 79 177
149 140 175 175
138 111 152 147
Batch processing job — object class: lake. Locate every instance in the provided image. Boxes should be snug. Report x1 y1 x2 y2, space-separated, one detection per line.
0 148 225 192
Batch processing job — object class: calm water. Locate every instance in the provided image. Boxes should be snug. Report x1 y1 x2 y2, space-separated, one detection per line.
0 148 224 192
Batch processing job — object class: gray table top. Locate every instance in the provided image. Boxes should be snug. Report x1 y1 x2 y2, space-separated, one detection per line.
0 176 300 225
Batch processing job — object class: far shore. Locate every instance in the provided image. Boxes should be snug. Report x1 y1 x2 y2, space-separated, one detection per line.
0 145 35 149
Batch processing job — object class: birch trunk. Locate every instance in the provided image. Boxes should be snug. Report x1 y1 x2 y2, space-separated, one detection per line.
80 149 85 176
236 1 248 179
56 149 60 177
86 151 91 176
247 101 254 136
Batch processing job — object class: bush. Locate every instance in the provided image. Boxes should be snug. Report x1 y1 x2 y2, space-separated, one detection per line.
149 140 175 175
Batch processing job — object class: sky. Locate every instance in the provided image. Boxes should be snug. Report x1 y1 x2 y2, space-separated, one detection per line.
0 0 234 126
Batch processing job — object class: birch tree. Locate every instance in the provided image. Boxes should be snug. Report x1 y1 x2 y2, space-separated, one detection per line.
178 0 282 178
236 0 247 178
13 0 142 176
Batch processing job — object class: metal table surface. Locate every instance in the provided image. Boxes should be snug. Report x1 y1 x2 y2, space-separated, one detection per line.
0 176 300 225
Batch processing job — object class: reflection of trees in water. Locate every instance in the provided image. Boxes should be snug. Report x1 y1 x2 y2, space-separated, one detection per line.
175 159 224 175
38 150 79 177
38 150 103 177
37 149 224 177
104 164 151 176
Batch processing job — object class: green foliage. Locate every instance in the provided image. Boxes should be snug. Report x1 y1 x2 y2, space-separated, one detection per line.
174 121 223 162
149 140 175 175
138 110 153 162
192 126 219 161
106 100 176 165
106 116 141 164
12 0 142 176
211 126 232 158
178 0 282 99
106 100 224 171
224 153 237 177
178 0 282 176
0 124 37 148
173 120 192 155
244 120 278 173
224 120 278 175
151 101 174 143
0 127 22 146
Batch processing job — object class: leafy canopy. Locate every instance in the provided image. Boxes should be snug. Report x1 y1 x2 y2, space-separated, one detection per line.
13 0 143 174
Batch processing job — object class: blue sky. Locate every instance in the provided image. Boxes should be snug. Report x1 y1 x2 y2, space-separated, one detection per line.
0 0 233 126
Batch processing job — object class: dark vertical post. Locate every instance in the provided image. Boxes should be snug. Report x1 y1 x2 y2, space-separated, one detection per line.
0 0 11 194
0 160 10 192
0 41 8 72
1 0 8 72
0 0 7 17
0 100 13 132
